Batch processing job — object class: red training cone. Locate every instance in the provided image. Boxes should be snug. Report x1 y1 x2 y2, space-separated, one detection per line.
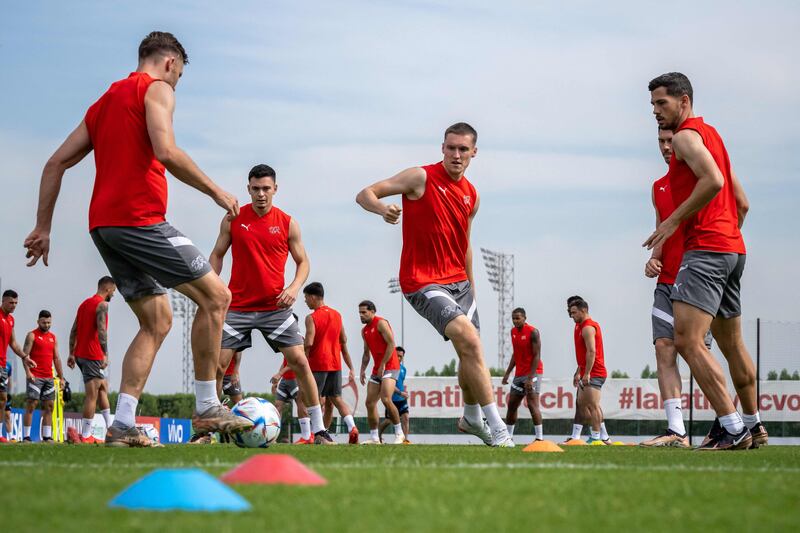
221 454 327 486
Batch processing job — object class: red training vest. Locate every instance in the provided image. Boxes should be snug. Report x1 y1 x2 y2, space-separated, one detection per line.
74 295 106 361
29 329 56 379
308 306 343 372
0 311 15 367
510 323 543 376
362 316 400 374
574 318 607 379
652 175 685 285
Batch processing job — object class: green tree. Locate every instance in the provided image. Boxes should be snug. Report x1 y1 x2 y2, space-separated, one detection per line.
640 365 658 379
780 369 792 380
792 371 800 381
611 370 630 378
767 370 778 380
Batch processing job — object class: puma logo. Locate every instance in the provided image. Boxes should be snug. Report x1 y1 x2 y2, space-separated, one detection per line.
659 186 667 192
437 185 447 195
240 224 251 231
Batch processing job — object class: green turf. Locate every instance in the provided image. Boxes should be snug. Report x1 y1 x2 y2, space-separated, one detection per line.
2 443 799 532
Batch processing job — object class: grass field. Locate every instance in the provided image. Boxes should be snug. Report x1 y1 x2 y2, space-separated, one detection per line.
2 443 799 532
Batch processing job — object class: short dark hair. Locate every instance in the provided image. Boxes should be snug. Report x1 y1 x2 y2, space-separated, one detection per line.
139 31 189 64
2 290 18 299
570 299 589 311
98 276 115 289
303 282 324 298
38 310 51 319
359 300 376 312
396 346 405 354
512 307 526 316
444 122 477 144
648 72 693 105
566 295 583 306
248 164 276 181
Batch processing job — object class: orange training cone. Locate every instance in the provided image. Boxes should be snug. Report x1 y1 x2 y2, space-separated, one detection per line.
221 454 327 486
560 438 587 446
522 440 564 453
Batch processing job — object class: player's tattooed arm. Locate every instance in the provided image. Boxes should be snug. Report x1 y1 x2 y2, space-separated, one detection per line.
209 215 232 275
356 167 426 224
67 317 78 368
22 332 35 379
360 333 370 386
96 302 109 360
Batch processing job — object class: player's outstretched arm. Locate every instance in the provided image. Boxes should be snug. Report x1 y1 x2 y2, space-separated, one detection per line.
209 215 232 275
24 121 93 267
644 130 723 250
355 167 426 224
730 170 749 228
277 219 310 309
144 81 239 219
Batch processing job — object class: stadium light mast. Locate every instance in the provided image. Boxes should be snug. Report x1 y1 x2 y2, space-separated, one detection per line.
387 277 404 346
480 247 514 368
168 289 197 394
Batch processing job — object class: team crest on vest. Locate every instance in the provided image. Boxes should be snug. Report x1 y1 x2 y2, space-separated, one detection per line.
269 226 281 234
463 195 471 206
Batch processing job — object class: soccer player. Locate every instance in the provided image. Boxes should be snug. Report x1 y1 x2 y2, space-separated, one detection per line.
22 310 65 443
24 31 249 446
221 351 243 405
68 277 116 444
569 299 609 445
358 301 404 444
502 308 543 442
271 357 312 444
1 290 37 443
356 122 513 447
302 282 359 444
379 346 410 443
644 72 763 450
210 163 334 444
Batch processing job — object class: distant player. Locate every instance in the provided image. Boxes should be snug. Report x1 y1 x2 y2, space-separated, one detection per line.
356 122 513 447
1 290 37 444
271 357 312 444
302 282 359 444
569 299 610 445
359 301 405 444
221 351 243 405
379 346 410 443
645 72 762 450
68 277 116 444
22 310 65 443
25 31 249 446
210 163 334 444
502 308 543 442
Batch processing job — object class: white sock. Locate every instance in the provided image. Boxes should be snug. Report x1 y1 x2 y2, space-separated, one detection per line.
24 426 31 438
719 412 745 434
506 424 515 436
664 398 686 435
571 424 583 439
299 417 311 440
308 404 324 434
113 393 138 429
741 412 761 429
42 425 52 439
81 418 93 438
535 424 543 440
591 430 601 440
463 403 482 425
194 380 220 414
101 408 112 428
600 422 609 441
370 429 380 441
481 403 507 436
394 423 404 437
343 414 356 432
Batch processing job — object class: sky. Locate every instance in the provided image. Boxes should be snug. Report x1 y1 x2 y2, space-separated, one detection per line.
1 1 798 394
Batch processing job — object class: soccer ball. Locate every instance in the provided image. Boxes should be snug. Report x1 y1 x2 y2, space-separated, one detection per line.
230 397 281 448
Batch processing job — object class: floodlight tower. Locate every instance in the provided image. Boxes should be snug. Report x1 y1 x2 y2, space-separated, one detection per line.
480 247 515 368
387 277 405 346
168 289 197 393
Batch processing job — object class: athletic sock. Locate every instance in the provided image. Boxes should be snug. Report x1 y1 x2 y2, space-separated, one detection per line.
42 425 52 439
308 405 325 434
742 412 761 429
194 380 220 414
23 426 31 438
111 393 137 429
534 424 543 440
81 418 93 438
343 414 356 432
370 429 380 442
394 423 404 437
299 417 311 440
571 424 583 439
591 430 601 440
663 398 686 435
463 403 482 426
101 408 113 428
506 424 515 436
481 403 507 436
600 422 610 441
719 412 745 434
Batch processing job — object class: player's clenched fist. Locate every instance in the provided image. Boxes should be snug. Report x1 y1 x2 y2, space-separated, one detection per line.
382 204 402 225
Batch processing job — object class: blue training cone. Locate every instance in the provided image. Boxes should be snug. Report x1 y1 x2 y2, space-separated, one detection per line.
109 469 251 512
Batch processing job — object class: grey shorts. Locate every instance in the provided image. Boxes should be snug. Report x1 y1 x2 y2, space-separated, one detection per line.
588 377 605 390
653 283 713 347
276 379 299 401
26 378 55 402
510 374 542 395
222 308 303 352
76 358 105 383
222 375 242 397
369 368 400 385
90 222 212 302
671 251 746 319
313 371 342 397
404 280 479 340
0 367 8 393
